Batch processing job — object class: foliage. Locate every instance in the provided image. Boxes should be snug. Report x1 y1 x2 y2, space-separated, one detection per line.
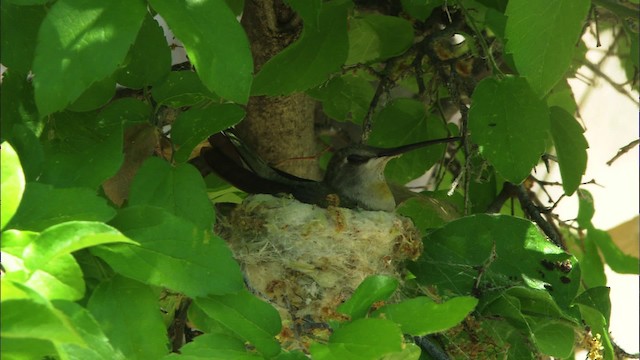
1 0 638 359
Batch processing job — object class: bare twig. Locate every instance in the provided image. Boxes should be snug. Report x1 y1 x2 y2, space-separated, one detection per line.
606 138 639 165
516 184 565 249
580 60 639 105
361 59 396 143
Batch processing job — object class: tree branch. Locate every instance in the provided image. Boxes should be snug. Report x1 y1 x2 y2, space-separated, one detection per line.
606 138 639 165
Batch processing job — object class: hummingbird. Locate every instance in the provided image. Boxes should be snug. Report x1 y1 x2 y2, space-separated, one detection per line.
195 132 461 211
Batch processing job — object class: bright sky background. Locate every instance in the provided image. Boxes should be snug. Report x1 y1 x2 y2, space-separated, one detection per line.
543 29 639 355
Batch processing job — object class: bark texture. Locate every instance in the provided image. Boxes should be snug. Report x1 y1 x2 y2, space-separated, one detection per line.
238 0 321 180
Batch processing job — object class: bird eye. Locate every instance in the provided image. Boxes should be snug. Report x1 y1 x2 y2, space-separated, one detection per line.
347 154 369 163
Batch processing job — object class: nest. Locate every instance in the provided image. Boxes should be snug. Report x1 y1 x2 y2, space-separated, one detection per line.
217 194 422 350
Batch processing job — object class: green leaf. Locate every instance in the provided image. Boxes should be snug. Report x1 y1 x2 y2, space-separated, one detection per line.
67 76 117 112
284 0 322 29
162 333 261 360
28 254 84 301
576 189 595 228
373 296 478 336
53 300 125 360
93 206 244 297
172 104 246 163
574 286 611 324
346 14 414 65
1 70 43 167
40 104 127 189
149 0 252 104
8 183 116 232
0 337 56 360
152 71 219 108
1 298 84 345
0 2 46 74
546 81 578 116
410 214 580 308
1 142 26 230
588 227 639 274
337 275 399 320
549 106 588 196
128 157 215 230
87 276 167 360
369 98 449 183
580 230 607 288
396 194 460 231
577 305 615 360
32 0 147 116
505 0 590 96
195 290 282 357
23 221 135 270
310 318 403 360
307 74 374 123
400 0 442 21
529 318 575 358
468 76 550 184
252 0 350 95
115 15 171 89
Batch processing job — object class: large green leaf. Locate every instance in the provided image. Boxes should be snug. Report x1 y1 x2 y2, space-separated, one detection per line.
573 286 611 324
93 206 243 297
368 98 449 183
128 157 215 230
115 15 171 89
23 221 136 270
346 14 414 65
162 333 261 360
1 142 26 230
172 104 246 163
468 76 550 184
410 214 580 308
40 99 148 189
1 71 44 183
149 0 252 104
87 276 167 360
1 298 84 345
2 230 85 303
587 227 639 274
8 183 116 232
372 296 478 336
400 0 442 21
337 275 399 320
307 74 374 124
529 318 575 358
310 318 403 360
252 0 350 95
549 106 588 196
0 2 46 74
580 228 607 288
54 300 125 360
151 71 219 108
32 0 147 116
195 290 282 358
67 76 117 112
577 305 614 360
505 0 590 96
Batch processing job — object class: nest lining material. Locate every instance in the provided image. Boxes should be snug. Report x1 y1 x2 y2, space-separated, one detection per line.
218 194 422 331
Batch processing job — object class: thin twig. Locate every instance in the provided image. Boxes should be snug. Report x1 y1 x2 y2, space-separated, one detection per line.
606 138 639 165
516 184 565 249
361 59 396 143
580 59 639 105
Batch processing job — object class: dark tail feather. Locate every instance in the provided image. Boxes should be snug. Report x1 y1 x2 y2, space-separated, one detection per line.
199 145 293 195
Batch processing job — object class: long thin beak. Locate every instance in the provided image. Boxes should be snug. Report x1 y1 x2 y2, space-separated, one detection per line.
374 136 461 157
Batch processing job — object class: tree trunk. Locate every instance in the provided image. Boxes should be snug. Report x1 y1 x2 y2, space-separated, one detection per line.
238 0 321 180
